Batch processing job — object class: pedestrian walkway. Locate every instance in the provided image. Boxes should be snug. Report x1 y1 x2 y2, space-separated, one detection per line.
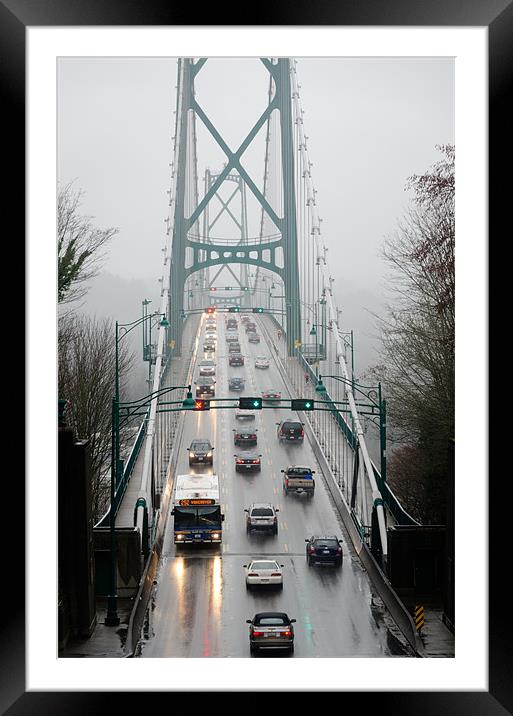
59 597 132 658
419 607 455 657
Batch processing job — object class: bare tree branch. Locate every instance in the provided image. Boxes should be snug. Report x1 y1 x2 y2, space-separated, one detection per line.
58 181 119 304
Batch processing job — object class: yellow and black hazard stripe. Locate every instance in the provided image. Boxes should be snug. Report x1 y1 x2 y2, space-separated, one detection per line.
414 605 425 632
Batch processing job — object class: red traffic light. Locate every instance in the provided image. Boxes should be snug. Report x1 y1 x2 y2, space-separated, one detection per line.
204 307 216 314
194 399 210 411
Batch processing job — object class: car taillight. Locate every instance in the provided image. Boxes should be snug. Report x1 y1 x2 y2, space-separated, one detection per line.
252 459 259 464
236 459 244 464
337 547 342 553
252 630 264 637
271 573 281 577
300 429 304 436
282 630 292 637
309 546 316 553
248 573 259 577
250 434 256 439
285 478 289 486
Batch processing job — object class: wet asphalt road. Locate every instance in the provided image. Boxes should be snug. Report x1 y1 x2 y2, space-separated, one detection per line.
138 315 413 658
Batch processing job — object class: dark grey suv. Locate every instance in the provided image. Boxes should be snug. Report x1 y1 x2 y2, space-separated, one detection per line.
305 535 343 566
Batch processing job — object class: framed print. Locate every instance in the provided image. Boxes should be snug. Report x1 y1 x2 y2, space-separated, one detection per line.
5 0 509 712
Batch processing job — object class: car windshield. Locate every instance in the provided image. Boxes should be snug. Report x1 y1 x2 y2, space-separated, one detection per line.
251 561 278 570
200 361 214 366
191 441 211 451
254 615 288 626
251 507 273 517
283 422 301 431
288 468 310 475
313 539 339 548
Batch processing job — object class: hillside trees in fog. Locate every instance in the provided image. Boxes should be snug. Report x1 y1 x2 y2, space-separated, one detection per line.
58 181 118 304
58 314 135 520
374 145 454 524
58 182 138 520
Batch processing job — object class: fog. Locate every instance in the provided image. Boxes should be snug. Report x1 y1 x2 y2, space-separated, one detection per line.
58 56 454 376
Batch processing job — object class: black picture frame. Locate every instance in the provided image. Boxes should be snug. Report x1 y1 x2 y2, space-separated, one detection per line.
6 0 508 712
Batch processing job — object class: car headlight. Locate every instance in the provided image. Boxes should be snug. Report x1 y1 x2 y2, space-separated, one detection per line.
189 452 195 458
212 533 219 540
177 534 184 540
206 452 212 457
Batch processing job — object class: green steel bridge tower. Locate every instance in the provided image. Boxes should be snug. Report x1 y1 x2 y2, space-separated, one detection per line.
169 57 301 356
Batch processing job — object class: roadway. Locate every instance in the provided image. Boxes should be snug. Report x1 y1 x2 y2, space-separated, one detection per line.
137 312 413 658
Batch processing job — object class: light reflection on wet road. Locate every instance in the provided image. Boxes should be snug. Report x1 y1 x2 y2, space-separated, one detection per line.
138 316 413 658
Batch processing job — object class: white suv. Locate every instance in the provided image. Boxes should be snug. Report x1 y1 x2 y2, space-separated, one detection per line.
244 503 279 536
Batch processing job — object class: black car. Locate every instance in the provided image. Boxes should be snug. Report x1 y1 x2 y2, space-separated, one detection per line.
246 612 296 655
305 535 343 566
226 333 239 343
229 353 244 366
245 322 257 333
277 418 304 443
234 452 261 472
196 377 215 398
188 439 214 466
233 428 258 447
229 342 241 353
248 333 260 343
229 376 245 391
226 319 238 329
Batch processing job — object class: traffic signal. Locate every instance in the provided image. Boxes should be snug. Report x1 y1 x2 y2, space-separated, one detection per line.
239 397 263 410
228 306 240 312
291 398 314 411
209 287 217 292
204 307 215 314
224 286 233 290
242 287 249 291
194 399 210 411
252 307 264 313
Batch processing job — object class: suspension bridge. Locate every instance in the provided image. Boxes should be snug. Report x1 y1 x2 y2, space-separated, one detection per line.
92 58 453 659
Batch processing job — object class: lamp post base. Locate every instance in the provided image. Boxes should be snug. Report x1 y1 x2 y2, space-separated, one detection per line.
105 598 120 626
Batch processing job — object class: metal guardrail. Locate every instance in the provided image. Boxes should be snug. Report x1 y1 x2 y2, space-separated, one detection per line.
263 313 418 527
114 416 148 515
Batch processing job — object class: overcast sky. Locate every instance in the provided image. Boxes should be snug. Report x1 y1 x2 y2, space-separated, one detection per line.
57 55 454 318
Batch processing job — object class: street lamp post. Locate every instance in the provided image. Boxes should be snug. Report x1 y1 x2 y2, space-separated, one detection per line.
315 374 387 488
105 310 169 626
